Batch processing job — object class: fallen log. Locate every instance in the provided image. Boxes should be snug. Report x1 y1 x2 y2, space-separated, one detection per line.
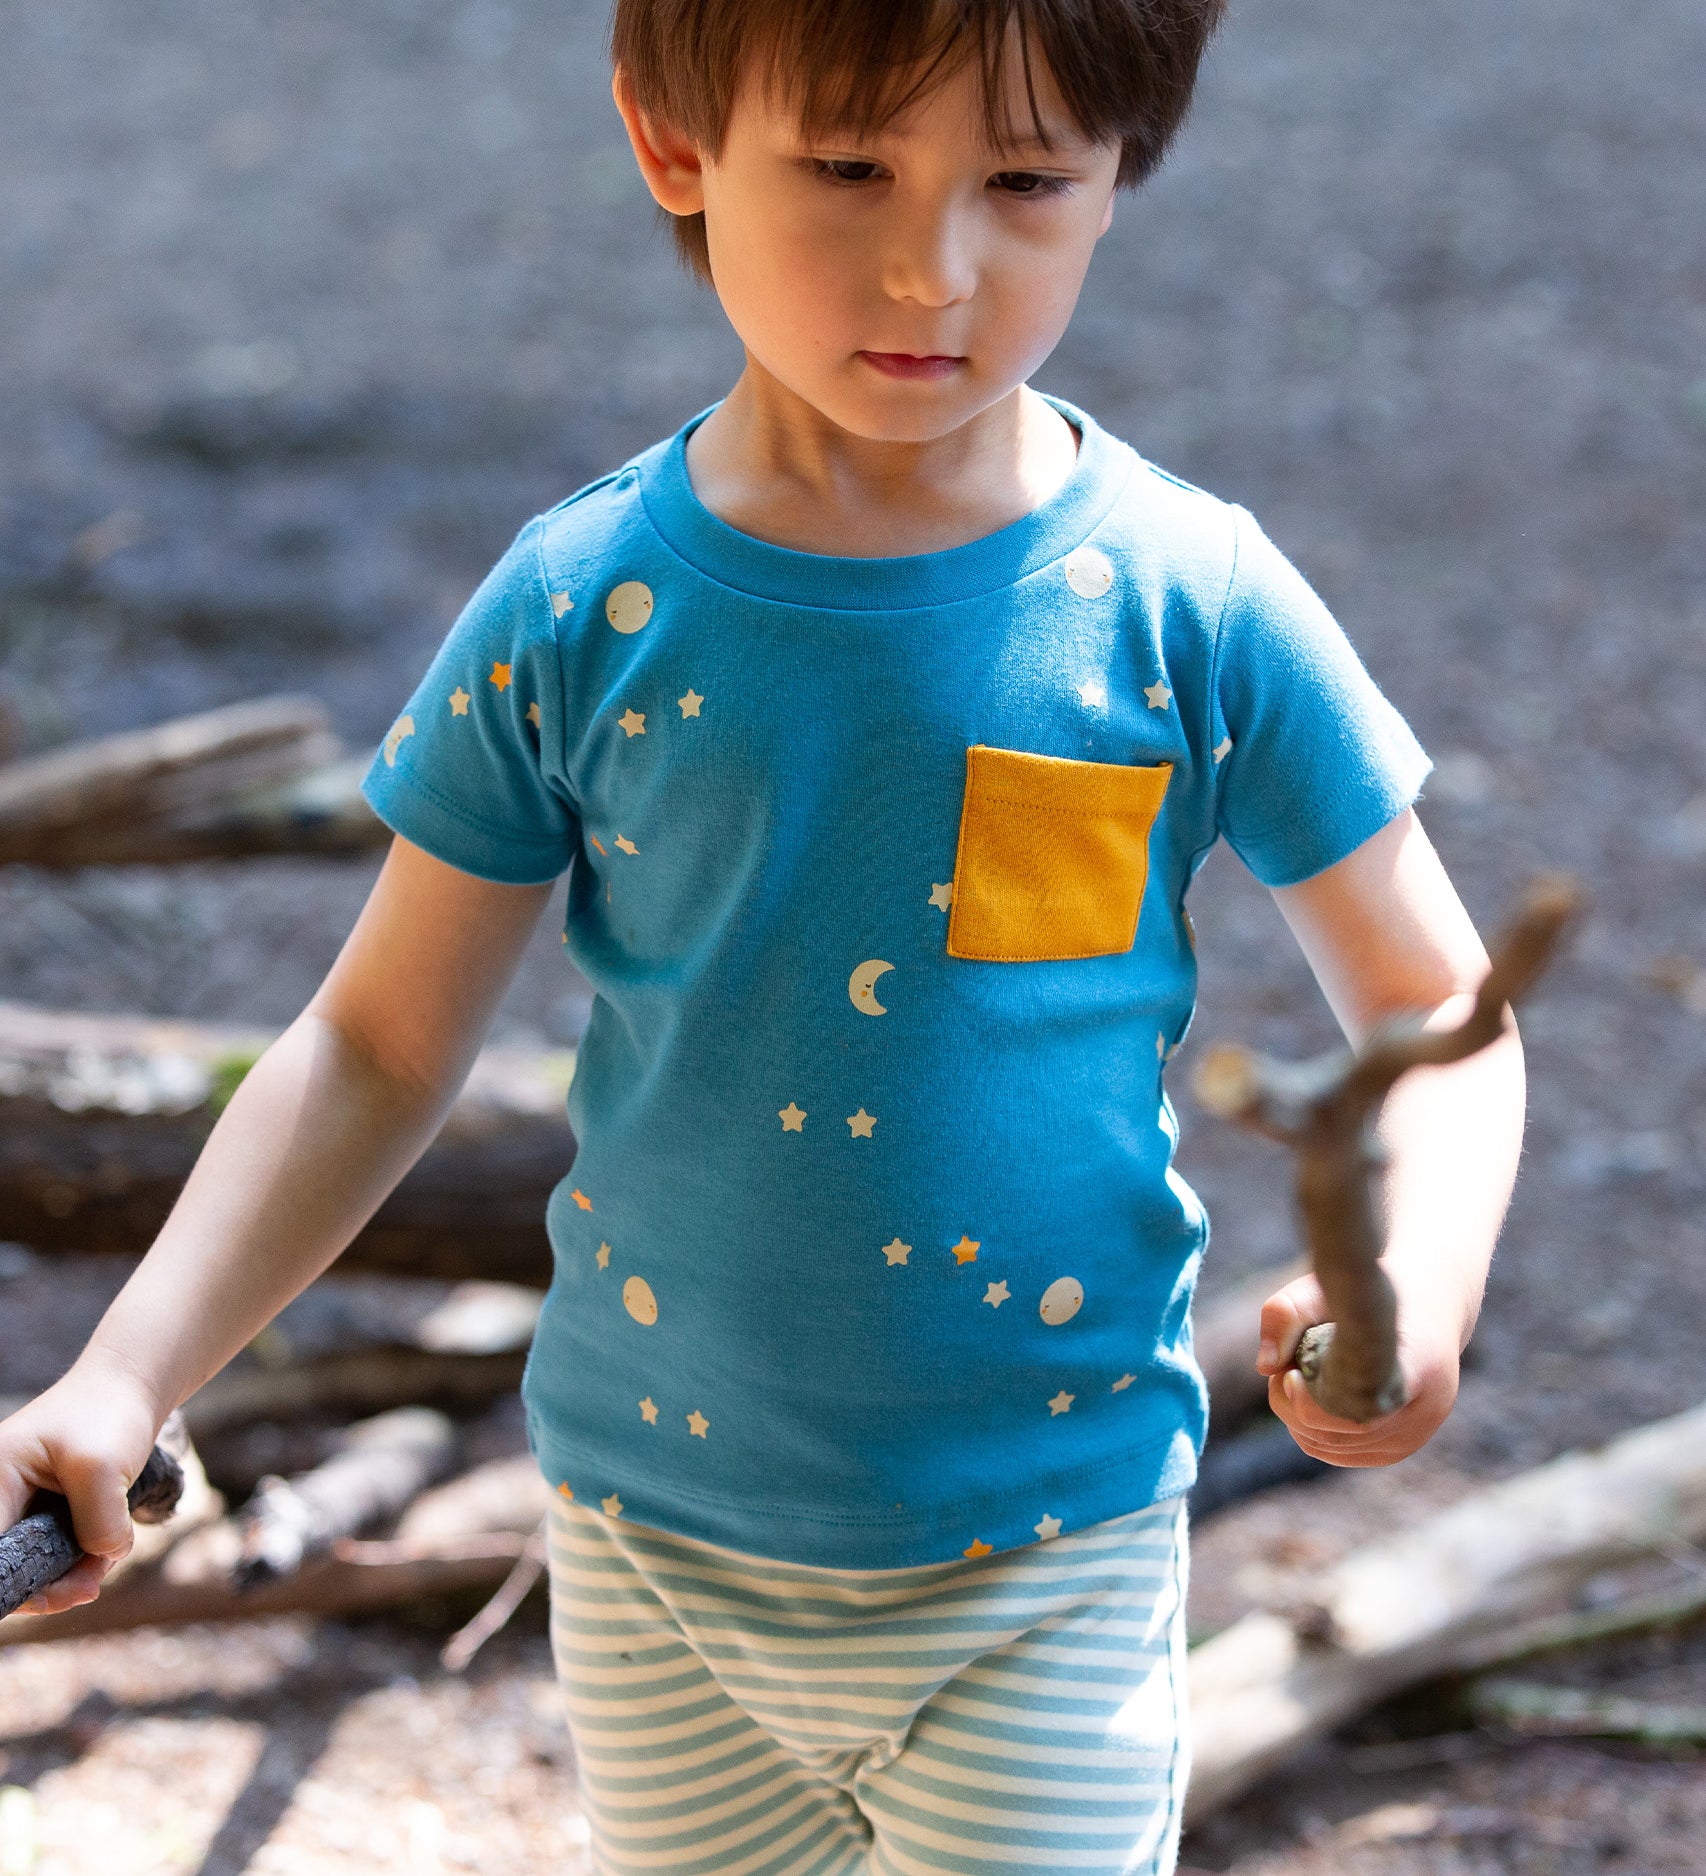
1185 1396 1706 1820
233 1407 458 1587
0 1453 552 1645
0 696 387 865
0 1000 574 1283
1467 1679 1706 1745
183 1348 527 1438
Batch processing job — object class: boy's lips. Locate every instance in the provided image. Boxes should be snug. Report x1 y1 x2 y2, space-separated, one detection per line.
857 351 964 381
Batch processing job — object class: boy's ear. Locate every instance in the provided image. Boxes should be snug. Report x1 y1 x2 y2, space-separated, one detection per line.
611 68 706 217
1097 189 1116 238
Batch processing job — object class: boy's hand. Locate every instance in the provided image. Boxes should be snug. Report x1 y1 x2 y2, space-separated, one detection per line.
0 1360 162 1616
1255 1271 1461 1467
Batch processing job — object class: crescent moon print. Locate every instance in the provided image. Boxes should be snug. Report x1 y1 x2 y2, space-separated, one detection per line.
848 960 894 1015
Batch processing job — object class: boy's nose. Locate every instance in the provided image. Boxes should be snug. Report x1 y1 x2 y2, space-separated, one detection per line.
881 205 976 309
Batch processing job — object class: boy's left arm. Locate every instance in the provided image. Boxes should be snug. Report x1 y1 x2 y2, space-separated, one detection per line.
1255 807 1527 1466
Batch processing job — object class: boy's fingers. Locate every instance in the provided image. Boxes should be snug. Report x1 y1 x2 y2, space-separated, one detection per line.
1256 1276 1328 1374
55 1453 137 1561
18 1553 112 1617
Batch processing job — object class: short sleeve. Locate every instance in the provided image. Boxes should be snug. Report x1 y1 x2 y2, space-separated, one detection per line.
1211 511 1431 887
362 519 577 884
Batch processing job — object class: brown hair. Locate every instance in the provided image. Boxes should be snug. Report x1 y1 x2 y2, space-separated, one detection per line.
609 0 1228 280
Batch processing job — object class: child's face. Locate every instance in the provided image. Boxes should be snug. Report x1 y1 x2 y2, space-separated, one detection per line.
626 54 1122 443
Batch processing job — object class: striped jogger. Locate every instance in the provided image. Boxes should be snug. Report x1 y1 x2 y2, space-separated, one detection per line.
546 1493 1190 1875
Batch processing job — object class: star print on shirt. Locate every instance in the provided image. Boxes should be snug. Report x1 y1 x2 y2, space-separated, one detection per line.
847 1109 876 1138
1144 679 1173 711
571 1189 593 1211
1111 1373 1136 1392
963 1540 992 1560
601 1493 624 1518
1077 679 1108 709
618 709 646 738
489 661 512 692
526 701 542 728
1214 735 1233 763
596 1242 612 1269
1048 1390 1075 1416
550 591 573 617
449 687 471 716
951 1236 980 1265
983 1280 1009 1308
686 1410 709 1438
928 881 955 911
639 1397 658 1424
678 689 704 718
779 1103 807 1132
881 1238 912 1266
1034 1514 1062 1540
557 1482 574 1500
614 835 639 855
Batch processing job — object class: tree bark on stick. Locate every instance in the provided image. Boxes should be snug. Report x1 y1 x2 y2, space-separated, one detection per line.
1185 1396 1706 1820
0 1001 574 1283
1192 878 1580 1423
0 1455 551 1646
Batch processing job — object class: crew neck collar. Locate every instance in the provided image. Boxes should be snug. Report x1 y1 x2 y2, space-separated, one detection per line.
635 393 1132 613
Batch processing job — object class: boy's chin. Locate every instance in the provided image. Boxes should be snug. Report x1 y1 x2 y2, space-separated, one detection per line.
806 371 1019 446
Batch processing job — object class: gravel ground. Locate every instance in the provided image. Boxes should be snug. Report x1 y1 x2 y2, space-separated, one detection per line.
3 0 1706 1868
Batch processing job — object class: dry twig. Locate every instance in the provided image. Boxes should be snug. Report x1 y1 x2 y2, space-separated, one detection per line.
1193 875 1582 1422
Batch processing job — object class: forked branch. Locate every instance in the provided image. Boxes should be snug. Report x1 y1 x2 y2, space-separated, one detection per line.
1192 875 1581 1423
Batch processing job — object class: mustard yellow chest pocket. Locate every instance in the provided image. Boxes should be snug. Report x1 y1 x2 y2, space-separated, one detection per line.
946 745 1173 962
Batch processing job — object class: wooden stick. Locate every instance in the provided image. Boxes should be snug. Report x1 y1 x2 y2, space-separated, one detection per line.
1192 876 1581 1422
0 1429 185 1620
439 1522 548 1672
0 1455 551 1645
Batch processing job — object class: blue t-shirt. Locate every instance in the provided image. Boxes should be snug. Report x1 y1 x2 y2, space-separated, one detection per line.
363 396 1429 1568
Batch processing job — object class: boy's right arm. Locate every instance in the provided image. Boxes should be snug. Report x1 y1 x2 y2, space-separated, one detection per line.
0 837 554 1614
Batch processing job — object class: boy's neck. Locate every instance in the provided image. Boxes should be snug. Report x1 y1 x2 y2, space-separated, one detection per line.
684 363 1080 558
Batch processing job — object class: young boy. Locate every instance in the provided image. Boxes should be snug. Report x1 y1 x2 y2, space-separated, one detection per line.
1 1 1525 1868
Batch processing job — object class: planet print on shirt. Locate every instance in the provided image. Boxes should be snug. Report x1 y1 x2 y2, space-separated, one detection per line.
622 1276 659 1325
1063 546 1114 599
848 960 893 1014
606 581 654 634
1039 1277 1084 1326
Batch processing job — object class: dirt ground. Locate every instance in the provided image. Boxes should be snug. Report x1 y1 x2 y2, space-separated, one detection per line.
3 0 1706 1868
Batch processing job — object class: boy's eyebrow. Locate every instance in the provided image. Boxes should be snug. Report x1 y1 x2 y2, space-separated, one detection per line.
798 119 1097 159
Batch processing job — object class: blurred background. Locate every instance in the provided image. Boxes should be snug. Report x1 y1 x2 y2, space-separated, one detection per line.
1 0 1704 1869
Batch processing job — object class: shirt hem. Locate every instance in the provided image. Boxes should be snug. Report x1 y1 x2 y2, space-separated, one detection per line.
526 1417 1201 1570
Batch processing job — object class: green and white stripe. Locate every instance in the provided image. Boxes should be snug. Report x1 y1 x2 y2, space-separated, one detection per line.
547 1495 1189 1875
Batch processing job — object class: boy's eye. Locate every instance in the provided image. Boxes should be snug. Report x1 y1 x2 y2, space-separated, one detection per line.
989 170 1073 198
812 159 885 185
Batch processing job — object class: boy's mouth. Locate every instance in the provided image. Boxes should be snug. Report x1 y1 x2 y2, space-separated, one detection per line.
857 351 964 381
